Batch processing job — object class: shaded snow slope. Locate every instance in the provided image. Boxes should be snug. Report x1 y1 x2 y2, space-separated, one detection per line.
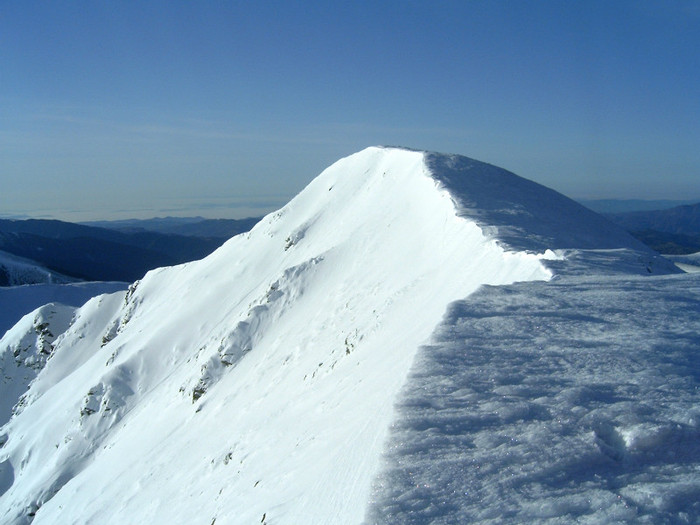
0 147 685 524
425 153 649 252
425 153 677 277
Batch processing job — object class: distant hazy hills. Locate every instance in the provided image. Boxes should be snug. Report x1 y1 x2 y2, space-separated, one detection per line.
0 217 260 284
604 203 700 235
82 216 261 237
578 199 698 214
601 203 700 254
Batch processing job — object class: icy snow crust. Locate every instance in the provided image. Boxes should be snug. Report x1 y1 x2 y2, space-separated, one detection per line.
0 147 695 524
366 273 700 523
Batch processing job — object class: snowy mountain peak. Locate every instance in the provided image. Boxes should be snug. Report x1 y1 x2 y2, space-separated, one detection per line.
0 147 689 524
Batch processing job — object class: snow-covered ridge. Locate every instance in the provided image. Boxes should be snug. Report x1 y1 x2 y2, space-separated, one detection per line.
0 281 128 339
423 151 677 276
0 251 73 287
0 147 685 524
0 303 76 425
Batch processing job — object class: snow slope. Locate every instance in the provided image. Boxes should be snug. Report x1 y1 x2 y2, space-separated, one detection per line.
666 252 700 273
0 251 73 287
367 272 700 523
0 303 77 426
0 282 128 339
0 147 694 524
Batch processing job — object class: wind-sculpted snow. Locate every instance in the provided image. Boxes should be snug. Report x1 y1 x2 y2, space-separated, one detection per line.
366 271 700 523
425 152 678 276
666 252 700 273
0 147 692 524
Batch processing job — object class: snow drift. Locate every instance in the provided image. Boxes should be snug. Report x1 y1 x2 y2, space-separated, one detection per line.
0 147 693 524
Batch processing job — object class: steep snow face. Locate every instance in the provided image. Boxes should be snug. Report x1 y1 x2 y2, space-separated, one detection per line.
0 303 77 426
424 153 639 251
425 153 678 276
0 147 554 524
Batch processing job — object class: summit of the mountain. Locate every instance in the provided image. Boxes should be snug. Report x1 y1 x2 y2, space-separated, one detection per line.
0 147 695 524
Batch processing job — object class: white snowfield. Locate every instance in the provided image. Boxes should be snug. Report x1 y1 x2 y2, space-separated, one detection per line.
0 147 697 524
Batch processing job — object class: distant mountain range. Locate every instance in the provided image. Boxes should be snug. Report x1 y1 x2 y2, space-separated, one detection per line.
4 197 698 288
602 203 700 254
579 199 699 214
604 203 700 235
81 216 261 237
0 217 260 284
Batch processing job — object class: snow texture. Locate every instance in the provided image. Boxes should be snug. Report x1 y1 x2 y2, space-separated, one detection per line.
0 147 697 525
366 272 700 524
666 252 700 273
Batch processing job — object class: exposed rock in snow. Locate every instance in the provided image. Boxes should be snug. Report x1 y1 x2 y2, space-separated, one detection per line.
0 303 76 426
0 281 128 339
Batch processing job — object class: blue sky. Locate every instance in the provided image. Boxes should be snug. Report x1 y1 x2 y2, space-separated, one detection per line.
2 1 699 220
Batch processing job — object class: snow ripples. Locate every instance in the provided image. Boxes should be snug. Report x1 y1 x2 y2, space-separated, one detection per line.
367 272 700 524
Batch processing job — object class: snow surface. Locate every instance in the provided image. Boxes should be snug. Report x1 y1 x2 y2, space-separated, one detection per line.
0 281 128 338
0 251 73 287
0 147 697 524
665 252 700 273
366 272 700 524
0 303 77 426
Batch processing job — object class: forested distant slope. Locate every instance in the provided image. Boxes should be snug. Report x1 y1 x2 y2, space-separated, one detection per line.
82 216 261 238
0 218 258 283
604 203 700 254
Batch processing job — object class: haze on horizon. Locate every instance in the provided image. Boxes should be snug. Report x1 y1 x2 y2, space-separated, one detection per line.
1 1 699 222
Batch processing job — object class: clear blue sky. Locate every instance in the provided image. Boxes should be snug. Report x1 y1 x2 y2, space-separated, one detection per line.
2 1 699 220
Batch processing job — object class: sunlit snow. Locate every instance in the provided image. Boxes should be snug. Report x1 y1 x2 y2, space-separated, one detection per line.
0 147 697 524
